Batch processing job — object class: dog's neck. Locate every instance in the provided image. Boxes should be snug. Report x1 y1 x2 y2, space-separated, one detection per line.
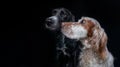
80 36 108 61
79 40 107 64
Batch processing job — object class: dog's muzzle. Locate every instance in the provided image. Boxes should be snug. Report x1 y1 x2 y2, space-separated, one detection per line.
45 16 59 30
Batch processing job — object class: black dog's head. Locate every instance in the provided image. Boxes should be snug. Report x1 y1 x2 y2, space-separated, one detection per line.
45 8 75 31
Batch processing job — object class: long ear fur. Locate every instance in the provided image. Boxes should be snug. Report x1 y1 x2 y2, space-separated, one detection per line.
90 27 108 60
83 17 108 60
98 29 108 60
87 19 103 48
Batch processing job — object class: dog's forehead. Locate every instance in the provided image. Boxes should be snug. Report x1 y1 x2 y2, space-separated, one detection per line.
52 8 65 13
80 17 98 24
62 22 79 26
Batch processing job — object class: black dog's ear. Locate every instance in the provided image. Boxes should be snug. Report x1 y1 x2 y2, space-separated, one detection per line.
61 8 75 22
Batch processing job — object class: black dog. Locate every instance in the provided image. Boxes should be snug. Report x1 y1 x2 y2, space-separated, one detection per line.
45 8 80 67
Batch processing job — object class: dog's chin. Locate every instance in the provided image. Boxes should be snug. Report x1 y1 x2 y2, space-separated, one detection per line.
45 24 59 31
62 29 88 41
62 31 79 40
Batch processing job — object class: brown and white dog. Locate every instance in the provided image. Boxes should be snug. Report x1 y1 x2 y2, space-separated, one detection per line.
61 17 114 67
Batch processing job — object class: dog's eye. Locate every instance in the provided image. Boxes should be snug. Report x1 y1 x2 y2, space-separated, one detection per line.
60 11 67 18
52 10 57 15
63 14 67 18
81 20 86 24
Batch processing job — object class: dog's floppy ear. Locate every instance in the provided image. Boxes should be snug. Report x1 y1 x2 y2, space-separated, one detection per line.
91 25 108 60
61 8 75 22
98 31 108 60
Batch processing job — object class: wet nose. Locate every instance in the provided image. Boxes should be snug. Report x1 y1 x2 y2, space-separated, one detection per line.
45 18 54 26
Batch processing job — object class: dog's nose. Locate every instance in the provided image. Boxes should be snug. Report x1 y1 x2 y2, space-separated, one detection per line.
45 18 54 26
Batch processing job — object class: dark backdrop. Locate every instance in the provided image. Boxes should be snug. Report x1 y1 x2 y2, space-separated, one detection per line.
1 0 120 67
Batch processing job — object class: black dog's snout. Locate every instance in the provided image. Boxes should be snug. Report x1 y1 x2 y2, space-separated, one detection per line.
46 18 54 26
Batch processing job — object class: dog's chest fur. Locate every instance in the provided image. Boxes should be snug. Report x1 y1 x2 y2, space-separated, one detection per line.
78 49 107 67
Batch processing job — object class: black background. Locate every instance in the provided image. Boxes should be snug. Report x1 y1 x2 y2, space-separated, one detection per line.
1 0 120 67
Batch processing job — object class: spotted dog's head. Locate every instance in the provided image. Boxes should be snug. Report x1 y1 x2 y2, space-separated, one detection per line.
62 17 108 51
61 17 114 67
45 8 75 31
61 17 103 39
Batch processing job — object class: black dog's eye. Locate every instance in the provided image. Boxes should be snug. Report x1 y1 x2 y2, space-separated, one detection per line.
60 11 67 18
52 10 57 15
81 20 86 24
63 14 67 18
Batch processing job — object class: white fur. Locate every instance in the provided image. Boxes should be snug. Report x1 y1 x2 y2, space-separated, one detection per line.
71 25 88 39
81 40 91 49
62 25 87 40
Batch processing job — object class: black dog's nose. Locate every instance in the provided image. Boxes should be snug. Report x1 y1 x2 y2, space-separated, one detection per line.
46 18 54 26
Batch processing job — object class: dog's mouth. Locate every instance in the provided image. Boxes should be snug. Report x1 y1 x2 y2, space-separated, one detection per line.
45 20 54 27
45 23 58 30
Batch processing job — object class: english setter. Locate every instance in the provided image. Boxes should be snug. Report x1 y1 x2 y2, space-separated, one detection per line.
61 17 114 67
45 8 80 67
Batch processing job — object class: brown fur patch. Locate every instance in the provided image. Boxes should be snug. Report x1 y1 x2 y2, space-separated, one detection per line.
80 19 95 37
98 32 107 60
